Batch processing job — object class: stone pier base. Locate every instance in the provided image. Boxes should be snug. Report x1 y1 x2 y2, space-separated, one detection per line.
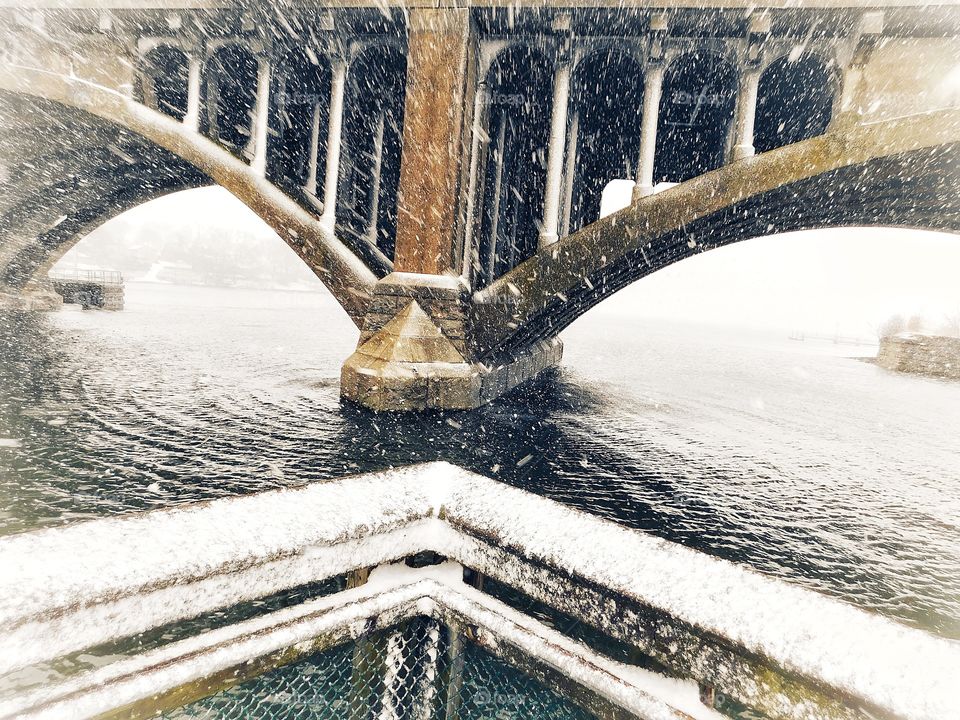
877 333 960 379
0 284 63 311
340 273 562 411
50 279 125 310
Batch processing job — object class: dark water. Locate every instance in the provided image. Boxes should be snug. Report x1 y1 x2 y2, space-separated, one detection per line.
1 283 959 640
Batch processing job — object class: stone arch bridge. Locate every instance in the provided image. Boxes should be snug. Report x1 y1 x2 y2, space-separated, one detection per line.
1 1 958 410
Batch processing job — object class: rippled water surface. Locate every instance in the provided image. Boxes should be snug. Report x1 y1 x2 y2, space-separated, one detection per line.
1 283 958 639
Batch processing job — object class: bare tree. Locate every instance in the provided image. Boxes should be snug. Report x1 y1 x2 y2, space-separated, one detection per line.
877 314 906 340
939 307 960 338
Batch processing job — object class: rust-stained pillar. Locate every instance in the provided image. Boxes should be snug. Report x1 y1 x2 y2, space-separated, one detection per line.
340 7 563 411
391 8 471 275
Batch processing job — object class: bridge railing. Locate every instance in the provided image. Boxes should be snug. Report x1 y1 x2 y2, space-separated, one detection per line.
0 463 954 720
48 268 123 286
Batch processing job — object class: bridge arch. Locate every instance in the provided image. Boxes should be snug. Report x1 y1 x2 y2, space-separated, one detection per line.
204 44 259 155
470 111 960 358
0 66 377 323
476 44 552 288
654 49 739 183
755 51 839 154
139 45 190 122
564 47 645 236
338 42 407 264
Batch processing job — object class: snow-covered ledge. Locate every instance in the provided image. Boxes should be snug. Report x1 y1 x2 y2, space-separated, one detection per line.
1 565 714 720
0 462 955 720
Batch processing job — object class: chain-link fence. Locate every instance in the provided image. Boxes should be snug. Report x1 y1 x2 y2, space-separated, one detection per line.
164 617 595 720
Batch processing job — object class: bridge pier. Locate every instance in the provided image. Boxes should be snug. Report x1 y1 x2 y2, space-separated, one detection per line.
0 282 62 312
339 7 561 411
3 3 956 411
341 273 562 411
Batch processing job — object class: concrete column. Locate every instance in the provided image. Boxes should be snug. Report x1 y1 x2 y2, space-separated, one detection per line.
486 115 507 284
391 8 471 274
633 63 664 201
540 55 572 248
732 67 761 161
460 80 489 282
183 55 202 132
732 14 771 161
140 73 157 111
205 67 220 140
304 101 322 197
367 113 386 245
249 56 271 176
836 12 883 127
559 109 579 237
320 58 346 231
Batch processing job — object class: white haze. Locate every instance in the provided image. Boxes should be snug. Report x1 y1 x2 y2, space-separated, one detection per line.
57 187 960 340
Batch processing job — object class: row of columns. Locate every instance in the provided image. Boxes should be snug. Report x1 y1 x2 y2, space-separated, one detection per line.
154 8 873 284
534 14 775 243
172 47 348 234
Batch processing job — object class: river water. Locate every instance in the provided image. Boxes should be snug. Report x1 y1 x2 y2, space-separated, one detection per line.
1 282 958 641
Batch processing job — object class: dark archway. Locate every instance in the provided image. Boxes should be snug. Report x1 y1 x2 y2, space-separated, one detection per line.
338 44 407 262
140 46 189 122
267 49 331 199
205 45 258 154
654 51 738 183
476 45 552 288
755 53 837 153
565 49 645 235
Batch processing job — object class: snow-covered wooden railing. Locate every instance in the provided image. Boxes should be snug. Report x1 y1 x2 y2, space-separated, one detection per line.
0 462 955 720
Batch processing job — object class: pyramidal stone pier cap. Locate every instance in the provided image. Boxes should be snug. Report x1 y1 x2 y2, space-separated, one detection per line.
341 299 479 411
340 294 562 412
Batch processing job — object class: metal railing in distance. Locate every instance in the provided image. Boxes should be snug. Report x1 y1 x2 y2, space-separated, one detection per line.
47 269 123 285
0 462 955 720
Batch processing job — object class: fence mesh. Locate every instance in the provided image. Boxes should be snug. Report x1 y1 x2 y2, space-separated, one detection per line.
163 617 595 720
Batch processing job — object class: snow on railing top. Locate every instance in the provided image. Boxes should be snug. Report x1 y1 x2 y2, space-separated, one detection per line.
0 462 956 720
48 269 123 285
2 563 718 720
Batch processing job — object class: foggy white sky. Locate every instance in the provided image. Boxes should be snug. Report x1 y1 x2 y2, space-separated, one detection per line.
63 187 960 339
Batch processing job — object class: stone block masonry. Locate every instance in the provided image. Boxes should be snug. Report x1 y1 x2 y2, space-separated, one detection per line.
50 280 124 311
0 285 62 312
877 334 960 380
341 272 563 411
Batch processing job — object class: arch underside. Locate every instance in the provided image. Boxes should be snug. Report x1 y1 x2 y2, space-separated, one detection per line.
0 73 379 324
475 142 960 360
0 91 211 288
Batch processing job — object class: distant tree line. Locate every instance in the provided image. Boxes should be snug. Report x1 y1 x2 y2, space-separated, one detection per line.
877 310 960 339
